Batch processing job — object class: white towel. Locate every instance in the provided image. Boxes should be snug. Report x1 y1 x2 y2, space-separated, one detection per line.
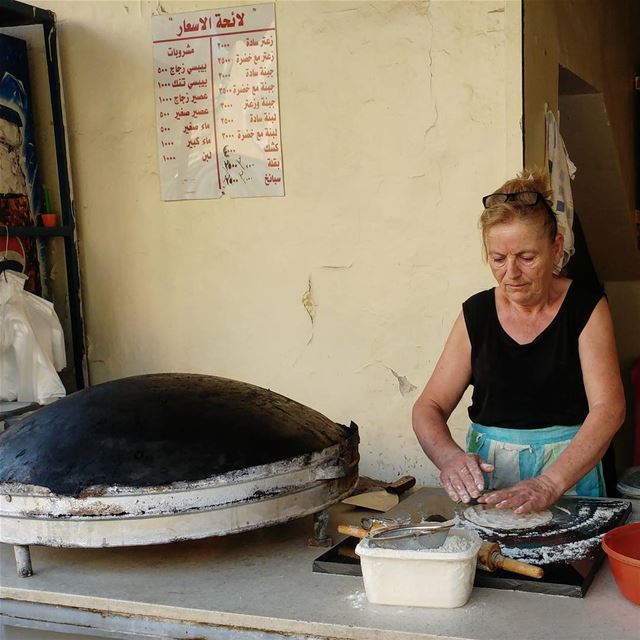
545 111 576 272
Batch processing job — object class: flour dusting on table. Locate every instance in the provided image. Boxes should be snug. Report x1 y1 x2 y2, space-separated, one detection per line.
346 590 368 609
503 537 603 563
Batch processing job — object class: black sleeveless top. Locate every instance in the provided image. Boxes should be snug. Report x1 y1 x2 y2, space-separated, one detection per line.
462 280 604 429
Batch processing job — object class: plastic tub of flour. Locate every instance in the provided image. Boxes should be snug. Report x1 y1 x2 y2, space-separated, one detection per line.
355 528 482 608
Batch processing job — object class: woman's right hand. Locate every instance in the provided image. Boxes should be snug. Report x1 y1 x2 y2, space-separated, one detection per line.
439 452 494 503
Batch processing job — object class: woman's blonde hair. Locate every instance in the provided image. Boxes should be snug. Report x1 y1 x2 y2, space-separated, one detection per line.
480 168 557 260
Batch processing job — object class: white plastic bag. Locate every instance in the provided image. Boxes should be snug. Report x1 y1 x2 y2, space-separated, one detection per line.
0 269 66 404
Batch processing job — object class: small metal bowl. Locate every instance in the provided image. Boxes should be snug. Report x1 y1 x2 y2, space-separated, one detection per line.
368 522 454 550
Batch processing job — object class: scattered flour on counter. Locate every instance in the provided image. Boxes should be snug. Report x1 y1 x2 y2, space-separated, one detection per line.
502 536 604 563
346 590 368 609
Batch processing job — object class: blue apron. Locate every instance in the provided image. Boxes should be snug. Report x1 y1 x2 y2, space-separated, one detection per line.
466 423 605 497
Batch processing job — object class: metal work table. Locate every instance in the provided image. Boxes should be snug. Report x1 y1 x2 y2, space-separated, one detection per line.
1 496 638 640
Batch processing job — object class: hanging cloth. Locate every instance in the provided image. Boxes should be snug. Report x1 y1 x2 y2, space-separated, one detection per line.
0 269 66 404
545 110 577 272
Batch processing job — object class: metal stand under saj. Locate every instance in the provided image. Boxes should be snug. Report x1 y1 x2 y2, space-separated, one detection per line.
14 544 33 577
308 508 333 547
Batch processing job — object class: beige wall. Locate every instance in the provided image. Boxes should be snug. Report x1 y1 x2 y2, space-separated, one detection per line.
33 0 522 483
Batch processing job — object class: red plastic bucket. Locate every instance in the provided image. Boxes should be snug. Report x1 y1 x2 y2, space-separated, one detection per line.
602 523 640 605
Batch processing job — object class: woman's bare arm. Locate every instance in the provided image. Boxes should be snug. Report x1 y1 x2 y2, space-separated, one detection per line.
413 312 493 502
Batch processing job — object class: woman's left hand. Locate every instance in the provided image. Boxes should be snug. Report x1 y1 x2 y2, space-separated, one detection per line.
476 475 563 514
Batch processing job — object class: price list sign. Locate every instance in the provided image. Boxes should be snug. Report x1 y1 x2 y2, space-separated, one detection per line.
152 4 284 200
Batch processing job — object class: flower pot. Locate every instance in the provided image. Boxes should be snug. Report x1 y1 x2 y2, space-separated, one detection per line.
40 213 57 227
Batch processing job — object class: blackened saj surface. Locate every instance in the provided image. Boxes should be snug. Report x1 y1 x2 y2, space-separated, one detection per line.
0 373 357 496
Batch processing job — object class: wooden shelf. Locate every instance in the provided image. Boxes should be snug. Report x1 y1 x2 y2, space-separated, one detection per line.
3 225 74 238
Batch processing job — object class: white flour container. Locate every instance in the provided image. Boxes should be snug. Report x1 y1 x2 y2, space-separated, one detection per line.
355 528 481 608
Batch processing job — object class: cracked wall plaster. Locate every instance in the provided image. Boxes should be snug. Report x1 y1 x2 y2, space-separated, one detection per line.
40 0 522 486
301 277 315 345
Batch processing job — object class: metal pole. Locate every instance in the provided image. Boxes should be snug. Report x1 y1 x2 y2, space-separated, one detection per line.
43 19 88 391
13 544 33 577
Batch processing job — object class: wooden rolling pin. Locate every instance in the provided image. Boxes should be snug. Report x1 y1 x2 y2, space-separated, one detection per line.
478 542 544 579
337 525 544 579
337 524 381 538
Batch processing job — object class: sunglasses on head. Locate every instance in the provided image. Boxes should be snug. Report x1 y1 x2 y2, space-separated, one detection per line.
482 190 557 226
482 191 549 208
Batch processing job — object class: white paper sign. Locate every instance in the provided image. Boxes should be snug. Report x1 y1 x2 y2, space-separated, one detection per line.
152 4 284 200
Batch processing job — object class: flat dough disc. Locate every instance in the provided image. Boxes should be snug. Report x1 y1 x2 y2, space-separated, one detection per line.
463 505 553 531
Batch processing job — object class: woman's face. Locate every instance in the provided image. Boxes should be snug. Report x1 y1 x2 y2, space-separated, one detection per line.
485 220 563 305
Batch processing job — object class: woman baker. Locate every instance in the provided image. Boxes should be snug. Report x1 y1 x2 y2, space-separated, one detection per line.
412 169 625 514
